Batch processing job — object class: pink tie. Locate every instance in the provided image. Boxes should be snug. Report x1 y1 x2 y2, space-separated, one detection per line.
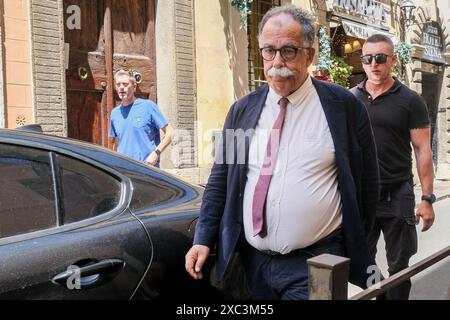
252 97 288 237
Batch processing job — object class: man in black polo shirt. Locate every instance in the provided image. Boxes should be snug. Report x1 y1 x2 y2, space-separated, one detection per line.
351 34 435 300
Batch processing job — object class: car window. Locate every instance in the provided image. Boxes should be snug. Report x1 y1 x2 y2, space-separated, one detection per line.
0 144 56 238
129 174 186 213
55 154 122 224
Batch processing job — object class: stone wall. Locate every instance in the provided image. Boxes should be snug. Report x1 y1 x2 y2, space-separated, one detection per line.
174 0 197 169
30 0 66 135
156 0 198 182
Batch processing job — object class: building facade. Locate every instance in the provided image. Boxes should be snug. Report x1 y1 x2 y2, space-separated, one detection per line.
1 0 449 183
0 0 199 179
406 0 450 179
194 0 450 182
0 0 34 130
313 0 450 179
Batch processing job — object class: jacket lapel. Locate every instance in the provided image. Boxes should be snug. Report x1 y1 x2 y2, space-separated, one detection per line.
238 85 269 193
311 78 348 154
243 85 269 131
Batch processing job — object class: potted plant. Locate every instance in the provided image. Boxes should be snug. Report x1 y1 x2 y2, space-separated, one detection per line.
329 56 353 88
315 26 353 87
394 42 415 81
315 26 333 81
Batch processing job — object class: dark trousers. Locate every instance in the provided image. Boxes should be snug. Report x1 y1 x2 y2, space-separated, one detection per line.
239 228 344 300
367 180 418 300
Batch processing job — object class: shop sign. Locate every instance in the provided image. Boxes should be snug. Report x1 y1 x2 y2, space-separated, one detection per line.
421 21 445 64
341 20 393 40
333 0 387 23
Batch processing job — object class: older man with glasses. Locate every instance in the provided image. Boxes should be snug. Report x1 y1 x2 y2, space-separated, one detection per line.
351 34 435 300
185 4 380 300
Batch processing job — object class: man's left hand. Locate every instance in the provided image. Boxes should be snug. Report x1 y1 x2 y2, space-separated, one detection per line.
146 151 159 166
415 201 435 232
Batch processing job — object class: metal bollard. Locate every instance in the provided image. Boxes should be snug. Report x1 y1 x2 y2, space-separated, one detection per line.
307 254 350 300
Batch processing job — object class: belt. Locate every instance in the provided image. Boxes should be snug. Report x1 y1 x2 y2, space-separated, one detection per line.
260 227 342 256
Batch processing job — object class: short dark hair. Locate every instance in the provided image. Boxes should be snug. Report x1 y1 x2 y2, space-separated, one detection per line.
365 34 395 52
258 5 315 48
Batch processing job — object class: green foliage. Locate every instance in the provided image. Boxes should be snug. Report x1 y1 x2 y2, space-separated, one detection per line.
329 56 353 88
229 0 253 28
395 42 415 64
316 26 353 87
393 42 415 81
317 27 333 71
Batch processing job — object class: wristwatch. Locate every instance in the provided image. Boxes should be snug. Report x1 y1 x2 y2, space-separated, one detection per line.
154 148 161 156
421 194 436 204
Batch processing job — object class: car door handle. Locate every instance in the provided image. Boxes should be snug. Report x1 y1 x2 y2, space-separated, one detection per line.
52 259 125 289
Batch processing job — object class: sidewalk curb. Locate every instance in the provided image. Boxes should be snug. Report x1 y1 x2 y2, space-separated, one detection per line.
437 195 450 202
414 194 450 209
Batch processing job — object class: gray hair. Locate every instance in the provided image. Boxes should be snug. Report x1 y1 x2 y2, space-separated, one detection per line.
258 5 315 48
114 69 136 85
365 34 395 53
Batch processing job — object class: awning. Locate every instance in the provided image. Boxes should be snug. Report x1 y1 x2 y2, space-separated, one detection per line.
341 20 397 43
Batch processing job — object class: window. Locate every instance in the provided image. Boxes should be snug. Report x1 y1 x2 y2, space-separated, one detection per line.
247 0 281 91
129 174 186 214
0 144 56 238
0 143 123 239
56 154 122 224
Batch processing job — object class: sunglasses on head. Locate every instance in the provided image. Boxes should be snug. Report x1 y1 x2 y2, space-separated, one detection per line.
361 53 393 65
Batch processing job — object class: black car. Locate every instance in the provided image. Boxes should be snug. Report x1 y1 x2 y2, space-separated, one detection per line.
0 129 247 299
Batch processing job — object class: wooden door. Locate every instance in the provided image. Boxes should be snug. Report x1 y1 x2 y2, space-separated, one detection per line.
64 0 156 147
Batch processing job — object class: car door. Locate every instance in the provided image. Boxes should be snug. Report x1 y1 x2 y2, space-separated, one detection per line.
0 141 151 299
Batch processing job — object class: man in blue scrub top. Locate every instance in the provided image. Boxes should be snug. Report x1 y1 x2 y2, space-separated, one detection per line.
109 70 174 167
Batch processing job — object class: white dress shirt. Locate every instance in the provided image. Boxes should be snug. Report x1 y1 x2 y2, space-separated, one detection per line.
243 76 342 253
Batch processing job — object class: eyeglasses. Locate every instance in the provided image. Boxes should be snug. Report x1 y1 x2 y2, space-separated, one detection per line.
260 46 310 61
361 53 393 65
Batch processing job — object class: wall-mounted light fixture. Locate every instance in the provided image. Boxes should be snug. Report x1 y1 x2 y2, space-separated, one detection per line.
344 43 353 54
343 40 362 54
352 40 362 51
400 0 416 28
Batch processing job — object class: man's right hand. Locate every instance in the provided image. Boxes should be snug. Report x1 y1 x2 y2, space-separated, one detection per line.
185 245 210 280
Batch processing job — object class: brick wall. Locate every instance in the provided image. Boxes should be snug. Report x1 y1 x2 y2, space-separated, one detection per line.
30 0 66 135
175 0 197 168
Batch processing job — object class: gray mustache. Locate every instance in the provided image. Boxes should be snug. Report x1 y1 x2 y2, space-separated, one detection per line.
267 67 296 77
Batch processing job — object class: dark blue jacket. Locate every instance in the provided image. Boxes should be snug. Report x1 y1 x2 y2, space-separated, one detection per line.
194 78 379 288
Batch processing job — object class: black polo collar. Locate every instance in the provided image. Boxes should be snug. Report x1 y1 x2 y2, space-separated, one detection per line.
357 78 403 96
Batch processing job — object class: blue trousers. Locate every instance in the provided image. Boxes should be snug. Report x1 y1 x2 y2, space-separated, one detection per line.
239 229 344 300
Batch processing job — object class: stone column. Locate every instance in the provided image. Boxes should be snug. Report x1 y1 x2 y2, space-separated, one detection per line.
156 0 199 182
409 48 424 184
30 0 67 136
